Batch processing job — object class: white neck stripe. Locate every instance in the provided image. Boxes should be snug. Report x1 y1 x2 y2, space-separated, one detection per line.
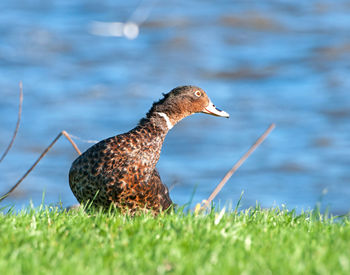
157 112 173 130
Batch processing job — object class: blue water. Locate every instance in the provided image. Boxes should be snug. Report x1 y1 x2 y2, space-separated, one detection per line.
1 0 350 214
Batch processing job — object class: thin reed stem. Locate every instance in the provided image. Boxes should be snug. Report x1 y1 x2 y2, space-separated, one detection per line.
200 123 275 211
0 82 23 163
0 131 81 202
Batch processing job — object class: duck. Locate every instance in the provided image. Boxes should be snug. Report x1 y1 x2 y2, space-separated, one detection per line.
69 85 229 214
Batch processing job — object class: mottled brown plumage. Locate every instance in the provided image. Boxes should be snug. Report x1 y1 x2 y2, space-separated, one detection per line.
69 85 229 215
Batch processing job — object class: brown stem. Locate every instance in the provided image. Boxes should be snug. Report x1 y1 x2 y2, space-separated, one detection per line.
0 82 23 163
62 131 82 155
0 131 82 202
200 123 276 211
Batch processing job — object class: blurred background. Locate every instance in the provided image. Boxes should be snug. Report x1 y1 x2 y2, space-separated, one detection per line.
0 0 350 214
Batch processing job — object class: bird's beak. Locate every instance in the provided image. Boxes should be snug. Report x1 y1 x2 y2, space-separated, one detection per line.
202 99 229 118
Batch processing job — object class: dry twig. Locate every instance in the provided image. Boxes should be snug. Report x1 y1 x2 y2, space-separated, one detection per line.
200 123 275 211
0 82 23 163
0 131 81 202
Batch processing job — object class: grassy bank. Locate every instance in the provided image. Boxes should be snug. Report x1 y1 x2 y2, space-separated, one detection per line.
0 206 349 275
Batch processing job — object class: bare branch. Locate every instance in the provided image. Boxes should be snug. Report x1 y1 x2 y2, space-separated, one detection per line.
0 81 23 163
0 131 81 202
62 131 82 155
200 123 276 211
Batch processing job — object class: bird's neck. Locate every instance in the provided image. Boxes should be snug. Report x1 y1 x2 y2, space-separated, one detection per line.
137 111 177 134
133 114 170 146
139 97 194 129
122 115 170 183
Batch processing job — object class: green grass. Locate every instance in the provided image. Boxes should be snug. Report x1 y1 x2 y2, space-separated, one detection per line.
0 205 349 275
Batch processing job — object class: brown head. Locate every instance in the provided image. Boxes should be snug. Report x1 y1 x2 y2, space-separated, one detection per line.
142 85 229 127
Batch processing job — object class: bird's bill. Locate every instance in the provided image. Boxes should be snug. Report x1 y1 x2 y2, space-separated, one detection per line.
202 99 229 118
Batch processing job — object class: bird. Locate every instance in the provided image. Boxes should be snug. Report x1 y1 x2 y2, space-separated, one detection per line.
69 85 229 215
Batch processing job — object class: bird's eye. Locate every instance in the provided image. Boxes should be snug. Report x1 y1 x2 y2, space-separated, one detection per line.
194 90 201 97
